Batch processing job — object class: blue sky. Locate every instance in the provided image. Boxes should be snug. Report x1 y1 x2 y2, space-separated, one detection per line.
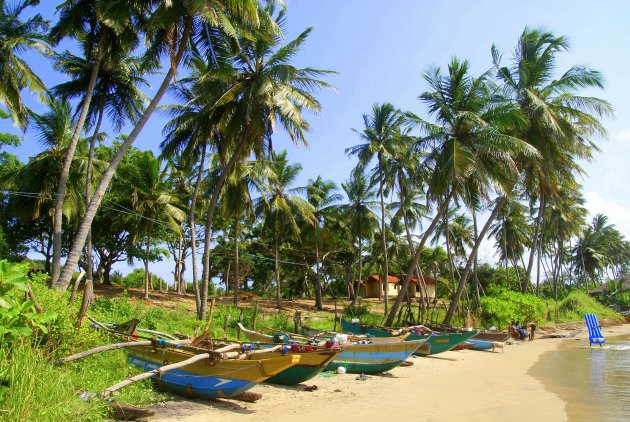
2 1 629 279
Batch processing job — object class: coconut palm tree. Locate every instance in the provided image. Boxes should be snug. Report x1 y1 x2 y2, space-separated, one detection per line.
388 57 531 326
119 151 185 300
193 6 335 318
256 150 315 308
219 159 271 305
0 0 49 128
305 176 342 309
340 169 379 305
492 27 613 288
56 0 263 290
347 103 404 313
53 48 149 292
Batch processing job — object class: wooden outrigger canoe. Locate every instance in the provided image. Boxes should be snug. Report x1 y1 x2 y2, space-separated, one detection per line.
338 318 478 356
127 344 299 399
237 323 423 374
298 322 408 344
325 339 426 374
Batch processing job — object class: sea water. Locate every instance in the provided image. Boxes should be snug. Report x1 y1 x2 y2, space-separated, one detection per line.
529 335 630 421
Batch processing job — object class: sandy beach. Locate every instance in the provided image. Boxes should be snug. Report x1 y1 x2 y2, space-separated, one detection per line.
145 323 630 422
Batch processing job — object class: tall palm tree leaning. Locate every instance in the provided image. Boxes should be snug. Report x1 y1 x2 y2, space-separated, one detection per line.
492 27 612 292
346 103 403 314
49 0 148 284
0 0 49 128
53 41 149 298
256 150 316 309
195 6 335 319
55 0 263 290
386 57 532 326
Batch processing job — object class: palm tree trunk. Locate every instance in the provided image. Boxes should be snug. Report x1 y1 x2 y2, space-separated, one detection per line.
401 197 428 319
444 207 456 295
314 224 323 310
385 188 455 326
472 211 481 305
83 99 105 304
55 17 193 291
51 30 107 285
274 230 282 309
143 221 154 300
198 145 246 319
378 162 388 314
443 197 507 326
351 236 363 307
189 144 206 311
233 214 239 306
524 194 545 292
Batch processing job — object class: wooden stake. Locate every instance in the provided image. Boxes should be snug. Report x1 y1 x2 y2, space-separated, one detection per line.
203 298 214 333
333 299 338 332
253 300 259 330
76 278 93 328
237 308 243 340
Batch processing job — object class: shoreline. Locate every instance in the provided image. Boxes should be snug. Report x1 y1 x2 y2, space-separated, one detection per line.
148 325 630 421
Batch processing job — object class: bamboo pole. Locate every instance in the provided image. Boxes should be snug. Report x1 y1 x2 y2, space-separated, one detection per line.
56 341 153 365
203 298 214 333
333 299 338 332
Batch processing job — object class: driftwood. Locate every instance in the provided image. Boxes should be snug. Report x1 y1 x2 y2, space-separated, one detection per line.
108 402 155 421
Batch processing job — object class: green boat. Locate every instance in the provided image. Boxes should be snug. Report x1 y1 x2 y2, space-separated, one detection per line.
324 339 425 374
339 318 478 356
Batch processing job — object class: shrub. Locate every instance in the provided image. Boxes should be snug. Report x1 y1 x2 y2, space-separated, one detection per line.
479 290 549 329
557 290 622 322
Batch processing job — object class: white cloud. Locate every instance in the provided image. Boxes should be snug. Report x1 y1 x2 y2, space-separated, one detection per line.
583 191 630 239
614 129 630 142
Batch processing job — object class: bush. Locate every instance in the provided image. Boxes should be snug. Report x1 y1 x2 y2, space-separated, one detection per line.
557 290 622 323
479 290 549 329
120 269 166 289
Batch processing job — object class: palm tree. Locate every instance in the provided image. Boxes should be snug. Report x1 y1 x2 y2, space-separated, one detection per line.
56 0 263 290
219 158 270 305
305 176 342 309
194 6 335 318
9 99 86 271
340 169 379 305
347 103 403 313
119 151 185 300
53 48 149 293
490 196 531 290
257 150 316 308
387 57 530 326
492 27 613 288
0 0 49 128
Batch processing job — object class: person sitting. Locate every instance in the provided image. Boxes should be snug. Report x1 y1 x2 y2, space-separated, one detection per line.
514 321 528 340
529 322 537 340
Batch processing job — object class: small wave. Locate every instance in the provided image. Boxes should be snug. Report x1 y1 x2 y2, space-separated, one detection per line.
607 345 630 351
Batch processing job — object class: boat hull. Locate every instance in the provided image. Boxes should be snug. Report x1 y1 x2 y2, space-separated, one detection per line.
325 340 424 374
467 338 494 350
339 319 477 356
251 348 340 385
127 346 297 399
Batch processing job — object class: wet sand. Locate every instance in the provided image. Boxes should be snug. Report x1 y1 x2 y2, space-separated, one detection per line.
147 326 630 421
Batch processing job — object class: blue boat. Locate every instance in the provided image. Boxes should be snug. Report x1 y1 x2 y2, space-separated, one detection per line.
467 338 493 350
127 345 298 399
324 339 425 374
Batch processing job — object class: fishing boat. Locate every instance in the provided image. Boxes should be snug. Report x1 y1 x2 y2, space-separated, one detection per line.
452 341 475 351
426 324 511 351
338 318 478 356
206 337 342 385
238 323 424 374
325 339 426 374
298 322 409 344
126 343 299 399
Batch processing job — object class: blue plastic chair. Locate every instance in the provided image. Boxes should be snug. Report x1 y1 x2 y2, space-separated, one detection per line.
584 313 606 347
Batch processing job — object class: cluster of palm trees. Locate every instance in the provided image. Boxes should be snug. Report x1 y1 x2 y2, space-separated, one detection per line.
1 0 625 326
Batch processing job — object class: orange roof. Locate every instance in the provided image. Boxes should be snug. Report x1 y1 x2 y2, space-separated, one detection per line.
366 274 400 284
397 274 438 285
